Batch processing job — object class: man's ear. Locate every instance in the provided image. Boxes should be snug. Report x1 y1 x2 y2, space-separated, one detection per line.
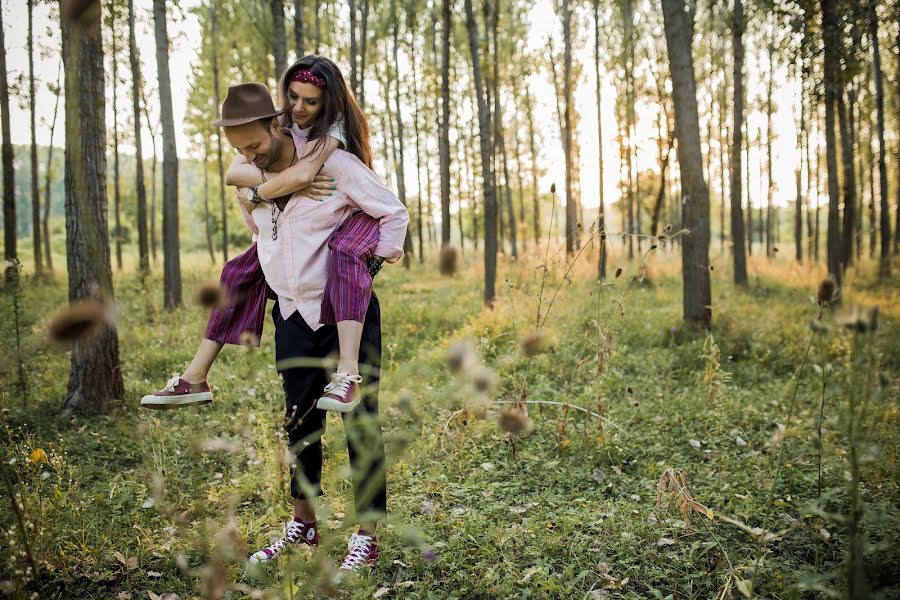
269 117 281 134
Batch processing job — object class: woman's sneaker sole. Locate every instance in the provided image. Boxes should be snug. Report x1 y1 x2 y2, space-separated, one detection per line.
140 392 213 410
316 397 361 413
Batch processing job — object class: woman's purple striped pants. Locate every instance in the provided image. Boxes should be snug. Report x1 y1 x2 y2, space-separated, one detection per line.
204 211 381 345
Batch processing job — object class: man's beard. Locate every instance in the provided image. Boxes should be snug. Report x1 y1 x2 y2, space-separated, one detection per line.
255 135 282 170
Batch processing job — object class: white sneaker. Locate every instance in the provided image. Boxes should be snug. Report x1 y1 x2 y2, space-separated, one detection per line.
316 372 363 413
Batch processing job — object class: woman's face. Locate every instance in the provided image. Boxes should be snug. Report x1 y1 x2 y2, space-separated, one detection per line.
286 81 324 129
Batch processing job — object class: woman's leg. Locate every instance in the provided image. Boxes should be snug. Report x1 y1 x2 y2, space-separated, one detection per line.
180 338 224 384
336 320 363 376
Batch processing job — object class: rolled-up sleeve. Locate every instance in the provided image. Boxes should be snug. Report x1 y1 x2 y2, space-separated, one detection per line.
334 155 409 263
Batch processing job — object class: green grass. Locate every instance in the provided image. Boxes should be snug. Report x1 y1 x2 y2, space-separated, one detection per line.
1 245 898 599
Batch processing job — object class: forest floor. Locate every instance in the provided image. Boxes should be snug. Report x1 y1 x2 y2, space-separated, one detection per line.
1 242 898 599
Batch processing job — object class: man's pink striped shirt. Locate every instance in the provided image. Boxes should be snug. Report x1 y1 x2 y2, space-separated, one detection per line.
239 126 409 331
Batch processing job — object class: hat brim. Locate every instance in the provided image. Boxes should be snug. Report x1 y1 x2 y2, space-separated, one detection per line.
210 110 285 127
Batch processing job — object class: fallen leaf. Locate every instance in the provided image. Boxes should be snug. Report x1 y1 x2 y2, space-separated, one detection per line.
419 501 436 515
592 468 606 483
141 497 156 509
116 593 132 600
688 439 701 448
510 506 528 514
657 537 675 547
735 436 748 447
396 581 415 589
373 587 391 598
480 462 495 471
735 578 753 598
146 571 162 578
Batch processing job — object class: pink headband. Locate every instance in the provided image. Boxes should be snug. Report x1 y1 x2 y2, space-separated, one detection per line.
291 69 326 90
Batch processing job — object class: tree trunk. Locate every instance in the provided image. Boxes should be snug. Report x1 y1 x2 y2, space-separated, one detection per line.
525 87 540 248
744 117 752 256
203 136 215 263
358 0 369 108
593 0 606 279
439 0 451 248
28 0 42 275
43 63 62 273
293 0 304 56
1 3 15 273
464 0 496 305
661 0 712 329
349 0 357 96
512 125 526 253
730 0 747 283
154 0 182 309
795 60 804 264
128 0 149 276
765 41 774 258
821 0 842 285
211 4 227 262
410 28 424 263
271 0 286 82
142 87 158 263
561 0 576 255
650 129 675 237
110 2 123 271
314 0 321 53
837 88 856 270
869 0 890 275
390 0 412 267
60 0 125 416
499 130 517 259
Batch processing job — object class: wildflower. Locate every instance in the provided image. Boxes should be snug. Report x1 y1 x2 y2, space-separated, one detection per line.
422 548 436 562
498 407 529 433
520 331 547 357
47 299 112 344
195 282 225 309
28 448 48 464
446 339 477 374
816 276 837 307
439 245 459 276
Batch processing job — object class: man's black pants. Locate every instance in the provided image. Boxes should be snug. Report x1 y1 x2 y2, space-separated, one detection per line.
272 293 387 519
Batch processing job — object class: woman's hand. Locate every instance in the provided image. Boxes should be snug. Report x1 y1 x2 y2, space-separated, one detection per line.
297 174 337 201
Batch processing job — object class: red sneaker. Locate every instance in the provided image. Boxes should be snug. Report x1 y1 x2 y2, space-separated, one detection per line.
339 531 378 571
140 376 213 409
249 518 319 564
316 372 363 413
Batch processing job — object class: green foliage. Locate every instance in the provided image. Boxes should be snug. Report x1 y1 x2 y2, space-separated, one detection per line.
0 251 897 598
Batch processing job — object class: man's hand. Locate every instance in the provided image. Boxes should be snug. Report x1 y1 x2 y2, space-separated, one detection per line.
235 186 266 215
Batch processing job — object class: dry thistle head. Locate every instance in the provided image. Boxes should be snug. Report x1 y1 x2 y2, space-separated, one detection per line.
520 330 547 357
195 282 226 309
47 299 113 344
498 407 529 434
472 366 499 393
615 267 623 279
665 224 672 232
550 183 556 194
439 245 459 276
816 276 837 307
446 339 477 374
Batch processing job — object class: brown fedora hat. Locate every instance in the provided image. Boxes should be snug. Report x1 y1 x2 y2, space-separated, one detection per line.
210 82 284 127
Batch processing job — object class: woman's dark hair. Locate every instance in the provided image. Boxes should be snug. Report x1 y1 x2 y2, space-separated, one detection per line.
278 55 372 169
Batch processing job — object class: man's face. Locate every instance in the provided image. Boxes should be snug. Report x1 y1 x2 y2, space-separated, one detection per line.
286 81 324 129
224 119 282 170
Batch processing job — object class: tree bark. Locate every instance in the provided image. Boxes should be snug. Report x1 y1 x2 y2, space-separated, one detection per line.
43 63 62 273
525 87 540 248
128 0 149 276
661 0 712 329
358 0 369 108
464 0 496 305
410 20 424 264
593 0 606 279
390 0 412 266
271 0 286 82
211 4 227 262
349 0 358 96
730 0 747 284
765 40 774 259
60 0 125 416
28 0 42 275
869 0 890 275
1 3 15 273
439 0 451 248
293 0 304 56
154 0 182 309
110 2 123 271
203 136 215 263
821 0 842 285
795 60 804 264
561 0 576 255
837 87 856 269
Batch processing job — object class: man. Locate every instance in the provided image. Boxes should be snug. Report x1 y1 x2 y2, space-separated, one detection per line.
214 82 408 571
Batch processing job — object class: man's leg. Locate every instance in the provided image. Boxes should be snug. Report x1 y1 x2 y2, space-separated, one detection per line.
342 294 387 528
